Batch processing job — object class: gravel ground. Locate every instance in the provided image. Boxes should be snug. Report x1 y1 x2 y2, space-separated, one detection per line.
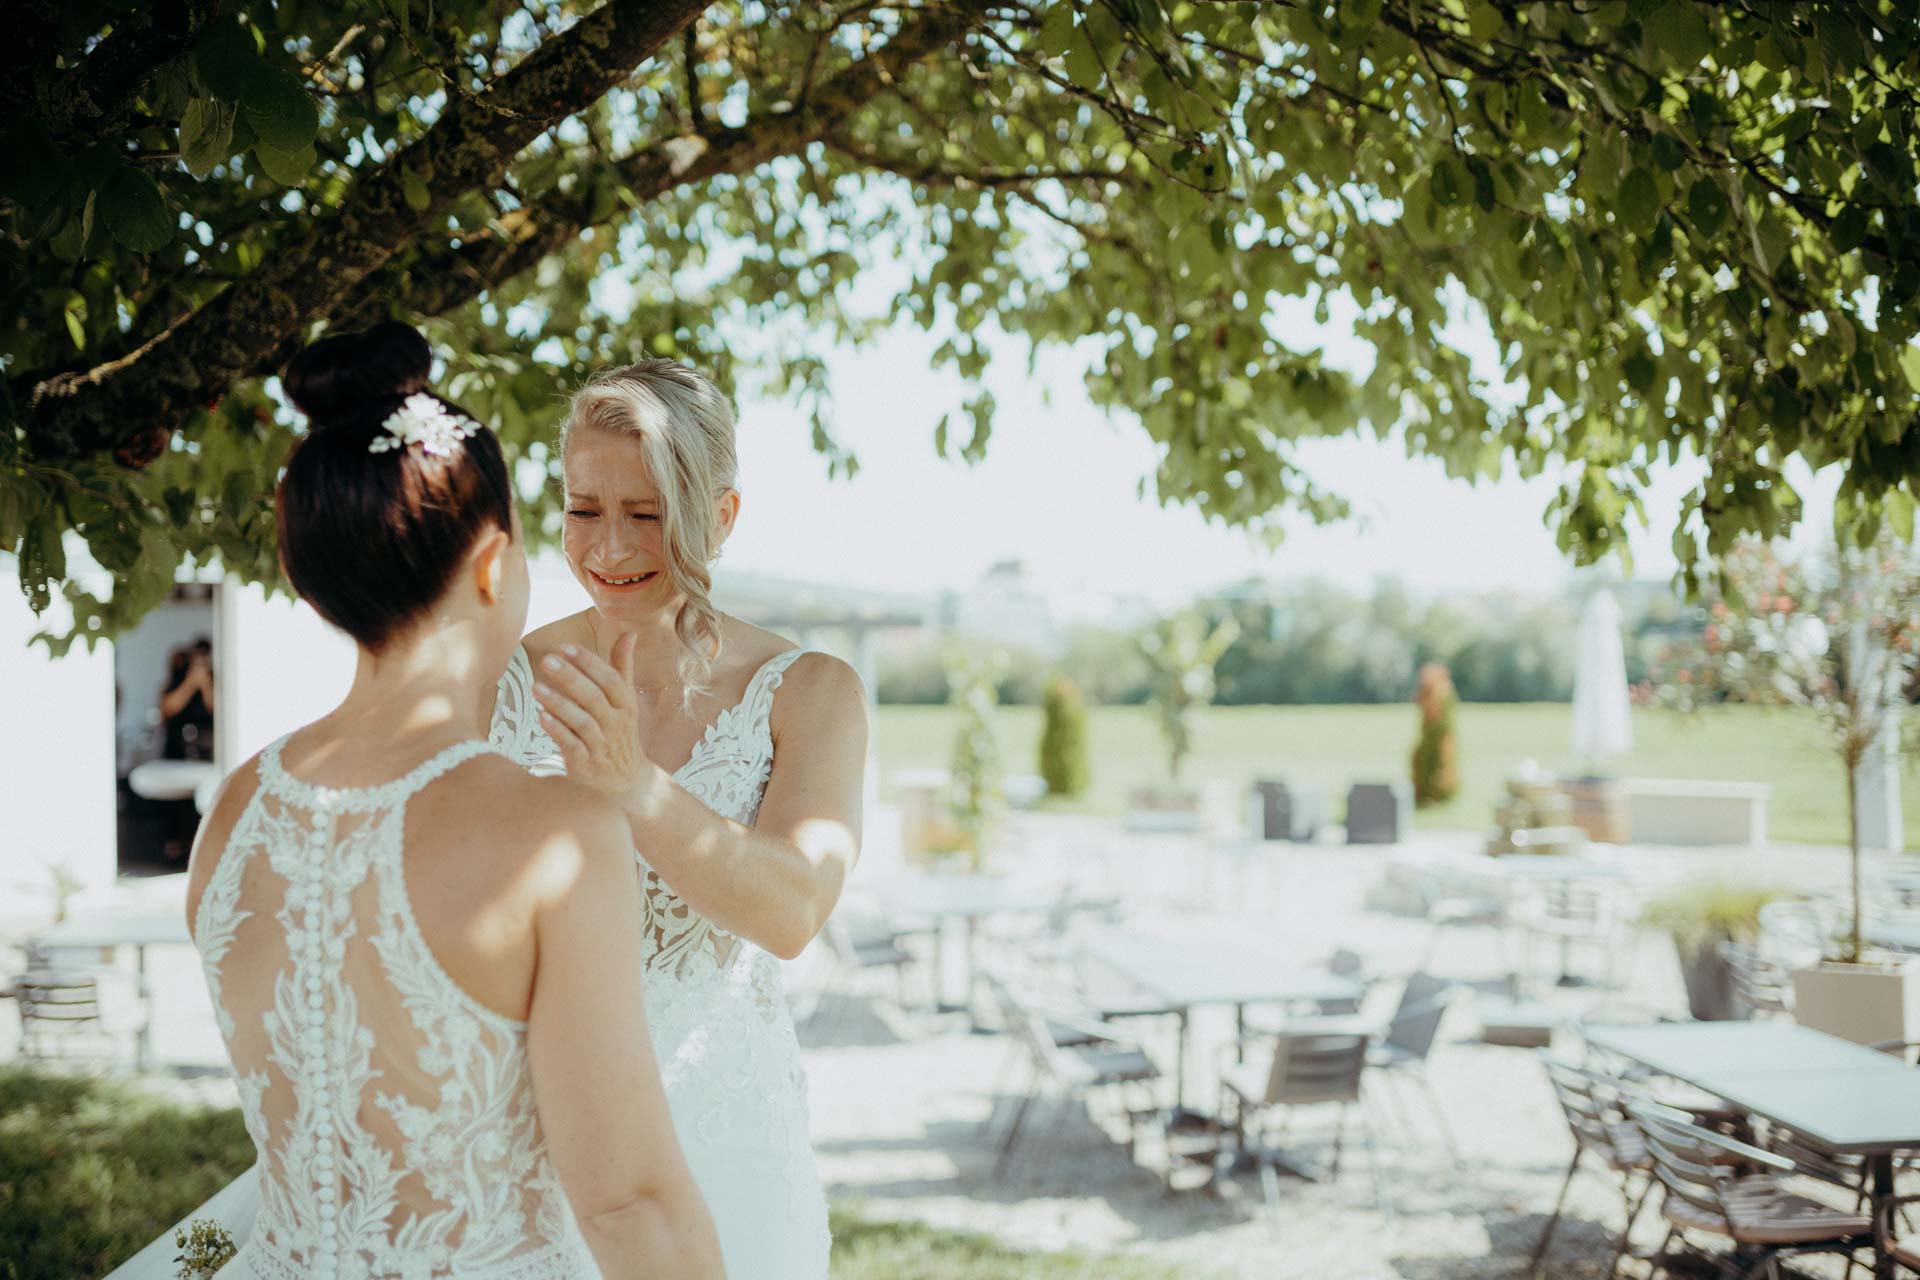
2 813 1891 1278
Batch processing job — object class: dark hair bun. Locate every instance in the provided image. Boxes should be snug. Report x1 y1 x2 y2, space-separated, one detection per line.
276 324 514 653
283 321 432 424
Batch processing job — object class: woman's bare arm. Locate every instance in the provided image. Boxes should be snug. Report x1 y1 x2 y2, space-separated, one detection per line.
524 788 725 1279
535 643 867 960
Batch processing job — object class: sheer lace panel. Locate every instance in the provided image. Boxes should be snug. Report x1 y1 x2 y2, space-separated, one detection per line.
194 737 594 1280
489 644 833 1277
490 645 805 987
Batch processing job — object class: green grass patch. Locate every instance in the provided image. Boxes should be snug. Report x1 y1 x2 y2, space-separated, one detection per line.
829 1209 1184 1279
874 702 1920 848
0 1066 253 1280
0 1068 1177 1280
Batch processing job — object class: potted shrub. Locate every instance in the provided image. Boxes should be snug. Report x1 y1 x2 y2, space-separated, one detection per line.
1410 662 1462 807
1037 675 1090 800
1639 880 1786 1020
1129 609 1239 830
944 649 1007 875
1650 533 1920 1044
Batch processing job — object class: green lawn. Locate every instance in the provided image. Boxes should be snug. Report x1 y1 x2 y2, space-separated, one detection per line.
0 1067 1178 1280
874 702 1920 848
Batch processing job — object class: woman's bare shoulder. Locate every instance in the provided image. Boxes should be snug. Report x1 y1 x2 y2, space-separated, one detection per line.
417 758 627 895
768 651 867 738
717 616 807 672
522 612 595 666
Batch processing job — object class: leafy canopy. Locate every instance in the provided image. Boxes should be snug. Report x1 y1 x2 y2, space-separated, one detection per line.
3 0 1918 649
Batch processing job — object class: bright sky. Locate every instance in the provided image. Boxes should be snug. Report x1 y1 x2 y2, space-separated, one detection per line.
714 304 1844 614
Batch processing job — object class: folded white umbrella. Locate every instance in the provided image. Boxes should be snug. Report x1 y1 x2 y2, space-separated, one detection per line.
1571 587 1633 764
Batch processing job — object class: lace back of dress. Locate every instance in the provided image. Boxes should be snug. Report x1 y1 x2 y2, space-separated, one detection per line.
195 740 581 1280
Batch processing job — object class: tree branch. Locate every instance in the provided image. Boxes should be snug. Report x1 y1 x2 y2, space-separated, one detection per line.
25 0 712 467
20 0 224 147
332 0 993 334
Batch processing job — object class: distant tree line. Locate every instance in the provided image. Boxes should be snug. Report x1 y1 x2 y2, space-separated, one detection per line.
878 578 1711 707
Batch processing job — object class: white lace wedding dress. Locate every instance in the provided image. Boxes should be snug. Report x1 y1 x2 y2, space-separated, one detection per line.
110 646 830 1280
190 736 600 1280
489 643 832 1279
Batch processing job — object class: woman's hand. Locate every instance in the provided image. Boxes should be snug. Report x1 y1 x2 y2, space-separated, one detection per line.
533 634 665 806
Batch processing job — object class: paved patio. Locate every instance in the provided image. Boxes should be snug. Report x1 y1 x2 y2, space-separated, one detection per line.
0 814 1882 1278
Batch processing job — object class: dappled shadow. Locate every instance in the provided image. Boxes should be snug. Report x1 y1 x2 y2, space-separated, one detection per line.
796 991 911 1049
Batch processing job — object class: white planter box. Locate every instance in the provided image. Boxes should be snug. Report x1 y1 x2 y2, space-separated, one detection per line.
1793 959 1920 1046
1623 778 1770 847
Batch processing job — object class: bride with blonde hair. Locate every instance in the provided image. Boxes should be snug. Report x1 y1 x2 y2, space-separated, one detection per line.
490 358 868 1279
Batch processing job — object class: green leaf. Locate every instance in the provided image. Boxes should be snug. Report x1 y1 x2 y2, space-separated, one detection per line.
101 166 173 252
1064 32 1105 91
1750 209 1789 273
401 166 431 211
1647 0 1714 69
1887 490 1916 543
194 18 260 102
180 98 236 179
1686 178 1729 235
222 472 256 522
240 63 319 153
1428 156 1463 207
1036 5 1077 57
1898 342 1920 394
0 122 64 208
1616 167 1660 226
1623 349 1659 394
1829 204 1868 254
253 141 314 186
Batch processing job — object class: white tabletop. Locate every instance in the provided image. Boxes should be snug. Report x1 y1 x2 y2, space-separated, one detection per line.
866 871 1068 920
32 910 192 950
1080 927 1364 1010
1584 1021 1920 1155
1868 918 1920 952
128 759 220 802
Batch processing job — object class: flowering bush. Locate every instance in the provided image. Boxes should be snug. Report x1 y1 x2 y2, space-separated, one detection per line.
1645 535 1920 961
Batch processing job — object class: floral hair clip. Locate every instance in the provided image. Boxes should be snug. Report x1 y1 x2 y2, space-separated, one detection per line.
368 393 476 457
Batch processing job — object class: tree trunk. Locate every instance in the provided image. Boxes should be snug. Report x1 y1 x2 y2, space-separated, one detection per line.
1848 759 1863 963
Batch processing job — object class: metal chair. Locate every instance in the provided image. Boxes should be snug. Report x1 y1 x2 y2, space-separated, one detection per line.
821 910 918 1006
1416 893 1513 980
1518 877 1624 989
13 965 120 1062
1627 1098 1873 1280
1531 1054 1659 1279
1218 1028 1389 1219
982 973 1161 1177
1877 1194 1920 1275
1364 971 1463 1164
1721 940 1795 1018
1758 898 1840 965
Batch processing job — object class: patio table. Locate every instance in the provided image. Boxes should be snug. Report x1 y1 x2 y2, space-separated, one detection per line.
1584 1020 1920 1280
1079 926 1364 1108
1868 918 1920 953
29 910 192 1070
865 871 1067 1021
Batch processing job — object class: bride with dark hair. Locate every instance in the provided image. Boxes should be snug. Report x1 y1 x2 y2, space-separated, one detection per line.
125 323 725 1280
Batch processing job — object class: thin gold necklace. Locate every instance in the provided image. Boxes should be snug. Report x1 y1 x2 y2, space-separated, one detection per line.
587 612 685 695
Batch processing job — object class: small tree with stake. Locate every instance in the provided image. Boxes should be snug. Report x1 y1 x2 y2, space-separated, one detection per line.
1648 533 1920 964
1139 609 1240 788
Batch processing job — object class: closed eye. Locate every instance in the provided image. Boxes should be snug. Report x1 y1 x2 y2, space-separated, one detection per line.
566 509 598 519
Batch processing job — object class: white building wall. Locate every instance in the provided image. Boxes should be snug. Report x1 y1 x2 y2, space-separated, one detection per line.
0 562 118 910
